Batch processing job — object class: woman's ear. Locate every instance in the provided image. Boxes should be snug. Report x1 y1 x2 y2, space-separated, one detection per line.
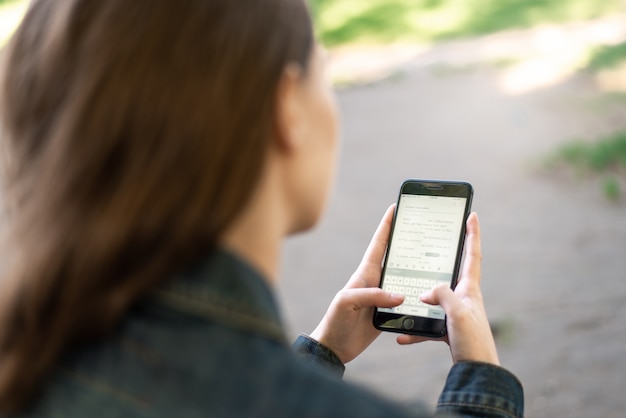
273 64 305 153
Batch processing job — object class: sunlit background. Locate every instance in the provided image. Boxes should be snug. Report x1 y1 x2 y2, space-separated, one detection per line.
1 1 626 417
286 2 626 418
0 0 26 46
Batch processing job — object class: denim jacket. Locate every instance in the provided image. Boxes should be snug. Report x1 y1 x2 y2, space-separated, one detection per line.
14 249 523 417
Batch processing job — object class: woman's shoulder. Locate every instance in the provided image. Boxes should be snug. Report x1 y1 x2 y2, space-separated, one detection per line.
21 306 423 418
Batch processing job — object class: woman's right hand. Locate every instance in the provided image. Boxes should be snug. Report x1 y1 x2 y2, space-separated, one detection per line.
396 212 500 366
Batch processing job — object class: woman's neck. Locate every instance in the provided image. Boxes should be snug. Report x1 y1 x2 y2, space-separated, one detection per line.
219 162 291 285
221 223 282 286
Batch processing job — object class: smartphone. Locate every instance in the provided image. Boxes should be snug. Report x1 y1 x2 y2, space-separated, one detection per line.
373 179 473 337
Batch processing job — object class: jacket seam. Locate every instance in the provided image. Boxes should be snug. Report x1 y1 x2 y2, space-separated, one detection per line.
61 368 150 410
153 289 288 346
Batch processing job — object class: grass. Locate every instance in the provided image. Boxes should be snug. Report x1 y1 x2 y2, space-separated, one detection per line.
310 0 625 47
547 132 626 200
310 0 626 201
555 133 626 171
548 37 626 201
586 42 626 72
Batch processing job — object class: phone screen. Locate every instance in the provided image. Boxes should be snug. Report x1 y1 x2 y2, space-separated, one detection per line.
378 193 467 320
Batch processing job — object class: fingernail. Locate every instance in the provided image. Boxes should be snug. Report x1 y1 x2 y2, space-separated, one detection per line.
390 293 405 301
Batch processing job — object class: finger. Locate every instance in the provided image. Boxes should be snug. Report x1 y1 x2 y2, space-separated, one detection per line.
335 288 404 310
397 333 447 345
420 284 464 316
458 212 482 287
361 204 395 267
396 334 431 345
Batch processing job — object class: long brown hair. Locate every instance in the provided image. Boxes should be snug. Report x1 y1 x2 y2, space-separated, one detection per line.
0 0 313 412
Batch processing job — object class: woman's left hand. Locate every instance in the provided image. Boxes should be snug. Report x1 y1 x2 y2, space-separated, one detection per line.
309 205 404 364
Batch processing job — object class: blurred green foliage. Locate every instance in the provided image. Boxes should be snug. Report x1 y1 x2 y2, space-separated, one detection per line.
586 42 626 72
603 177 621 200
310 0 624 46
549 132 626 199
574 41 626 200
556 132 626 171
0 0 20 7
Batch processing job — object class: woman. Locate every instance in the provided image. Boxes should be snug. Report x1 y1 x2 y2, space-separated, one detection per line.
0 0 523 416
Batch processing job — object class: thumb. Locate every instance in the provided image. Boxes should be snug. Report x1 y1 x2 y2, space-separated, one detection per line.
420 284 463 315
336 288 404 310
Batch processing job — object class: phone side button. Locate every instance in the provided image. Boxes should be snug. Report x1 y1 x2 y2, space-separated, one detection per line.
402 318 415 330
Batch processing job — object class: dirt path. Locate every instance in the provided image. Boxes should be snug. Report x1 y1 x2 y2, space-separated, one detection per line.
278 18 626 418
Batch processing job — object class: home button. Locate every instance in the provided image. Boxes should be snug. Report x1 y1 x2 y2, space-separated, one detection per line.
402 317 415 330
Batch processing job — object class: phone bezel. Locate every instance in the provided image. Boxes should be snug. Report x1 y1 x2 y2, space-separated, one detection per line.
372 179 473 337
